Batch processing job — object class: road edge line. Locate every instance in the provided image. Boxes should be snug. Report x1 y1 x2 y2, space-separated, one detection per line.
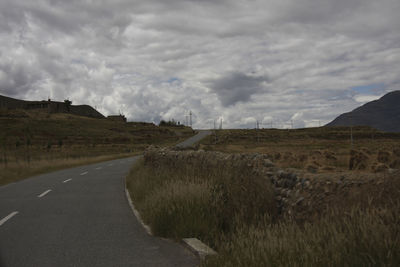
124 187 153 235
124 181 217 260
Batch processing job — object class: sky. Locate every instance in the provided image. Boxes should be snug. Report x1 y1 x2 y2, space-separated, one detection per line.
0 0 399 129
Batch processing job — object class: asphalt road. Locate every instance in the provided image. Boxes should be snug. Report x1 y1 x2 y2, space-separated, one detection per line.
175 130 211 148
0 153 207 266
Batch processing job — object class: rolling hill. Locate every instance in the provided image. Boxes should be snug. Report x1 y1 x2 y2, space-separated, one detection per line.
0 94 104 119
326 91 400 132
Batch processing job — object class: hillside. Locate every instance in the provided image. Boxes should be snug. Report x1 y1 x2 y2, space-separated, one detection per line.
0 109 193 149
0 108 194 185
0 94 104 119
326 91 400 132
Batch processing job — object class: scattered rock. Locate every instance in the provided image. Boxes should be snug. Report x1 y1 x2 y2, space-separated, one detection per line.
377 151 391 164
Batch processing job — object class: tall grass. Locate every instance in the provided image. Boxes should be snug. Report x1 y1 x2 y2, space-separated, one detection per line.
126 154 400 266
207 207 400 266
126 158 276 247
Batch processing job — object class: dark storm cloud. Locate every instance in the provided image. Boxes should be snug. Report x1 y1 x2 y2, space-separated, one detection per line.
210 72 267 106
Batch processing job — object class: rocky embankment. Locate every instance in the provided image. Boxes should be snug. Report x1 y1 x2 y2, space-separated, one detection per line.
145 146 398 222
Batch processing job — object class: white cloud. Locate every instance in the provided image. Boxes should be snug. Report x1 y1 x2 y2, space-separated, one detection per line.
353 94 382 103
0 0 399 128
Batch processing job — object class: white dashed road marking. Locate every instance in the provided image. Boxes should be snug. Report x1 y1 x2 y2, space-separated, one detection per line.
38 189 52 198
95 167 102 170
0 211 19 227
63 179 72 183
107 163 113 166
80 171 88 176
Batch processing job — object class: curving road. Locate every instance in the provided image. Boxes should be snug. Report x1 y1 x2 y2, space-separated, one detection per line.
175 130 211 148
0 131 210 267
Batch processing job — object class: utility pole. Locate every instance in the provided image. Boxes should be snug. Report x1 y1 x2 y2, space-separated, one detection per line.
350 126 353 148
213 119 217 144
185 114 188 126
189 110 192 127
256 120 260 143
219 118 222 130
350 115 354 149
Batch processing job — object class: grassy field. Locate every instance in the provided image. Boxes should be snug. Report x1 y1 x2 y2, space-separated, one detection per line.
0 109 194 185
126 152 400 266
199 126 400 172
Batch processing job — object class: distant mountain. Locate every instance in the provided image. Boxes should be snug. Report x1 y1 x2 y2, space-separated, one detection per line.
326 91 400 132
0 94 104 119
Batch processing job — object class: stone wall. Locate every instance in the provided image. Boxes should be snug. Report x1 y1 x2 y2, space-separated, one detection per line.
144 146 397 222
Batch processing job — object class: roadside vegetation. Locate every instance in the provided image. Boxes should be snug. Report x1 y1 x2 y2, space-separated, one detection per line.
0 109 194 185
200 126 400 172
126 138 400 266
127 157 276 247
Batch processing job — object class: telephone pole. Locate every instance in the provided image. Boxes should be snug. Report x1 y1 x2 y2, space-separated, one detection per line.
189 110 192 127
350 117 353 149
184 111 189 126
213 119 217 144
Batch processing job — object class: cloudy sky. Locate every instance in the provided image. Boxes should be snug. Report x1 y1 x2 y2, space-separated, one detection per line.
1 0 399 128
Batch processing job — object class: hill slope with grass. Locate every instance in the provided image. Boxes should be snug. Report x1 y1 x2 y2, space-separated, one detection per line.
326 90 400 132
0 109 194 185
0 94 104 119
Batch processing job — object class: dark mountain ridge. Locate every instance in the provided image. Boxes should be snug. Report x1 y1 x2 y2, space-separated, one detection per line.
326 91 400 132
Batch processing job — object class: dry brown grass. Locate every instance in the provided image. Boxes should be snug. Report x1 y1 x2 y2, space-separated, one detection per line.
200 127 400 173
127 147 400 266
206 205 400 267
0 109 195 185
126 158 276 247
